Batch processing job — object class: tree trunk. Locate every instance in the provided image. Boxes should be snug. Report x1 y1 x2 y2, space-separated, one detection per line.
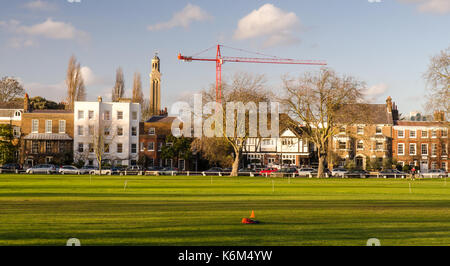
317 154 325 178
230 149 241 177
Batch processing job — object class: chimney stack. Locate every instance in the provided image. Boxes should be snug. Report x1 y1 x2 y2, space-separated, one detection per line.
98 96 102 102
386 96 393 113
24 93 30 112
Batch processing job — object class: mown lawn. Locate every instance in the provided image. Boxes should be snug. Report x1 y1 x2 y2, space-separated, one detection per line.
0 174 449 246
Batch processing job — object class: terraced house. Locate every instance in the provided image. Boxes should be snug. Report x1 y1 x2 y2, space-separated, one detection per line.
329 97 398 169
392 111 449 171
20 94 73 166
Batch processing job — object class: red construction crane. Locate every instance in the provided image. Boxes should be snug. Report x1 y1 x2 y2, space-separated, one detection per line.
178 44 327 103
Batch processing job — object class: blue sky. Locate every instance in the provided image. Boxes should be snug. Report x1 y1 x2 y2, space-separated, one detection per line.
0 0 449 116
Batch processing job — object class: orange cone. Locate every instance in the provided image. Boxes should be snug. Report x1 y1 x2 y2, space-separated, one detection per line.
250 210 255 218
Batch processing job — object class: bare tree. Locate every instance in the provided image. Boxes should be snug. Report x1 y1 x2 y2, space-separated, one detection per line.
424 46 449 119
66 55 85 110
112 67 125 102
198 73 271 176
132 72 144 104
90 119 115 174
0 76 25 103
140 99 152 122
281 68 366 178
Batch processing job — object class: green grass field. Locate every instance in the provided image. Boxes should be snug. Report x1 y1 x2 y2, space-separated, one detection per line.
0 174 449 246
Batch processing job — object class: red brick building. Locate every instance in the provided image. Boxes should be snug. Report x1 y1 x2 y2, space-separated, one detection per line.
392 120 449 171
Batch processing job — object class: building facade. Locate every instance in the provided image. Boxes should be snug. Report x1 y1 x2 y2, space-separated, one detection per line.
73 98 140 167
242 127 313 169
20 106 74 166
393 120 449 171
329 97 397 169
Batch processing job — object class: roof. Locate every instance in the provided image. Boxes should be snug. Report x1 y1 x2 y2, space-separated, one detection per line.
145 115 175 123
335 104 393 125
29 109 72 114
0 109 19 117
23 133 73 140
395 121 449 127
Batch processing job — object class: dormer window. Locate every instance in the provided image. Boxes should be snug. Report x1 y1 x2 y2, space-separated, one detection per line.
149 128 155 135
376 126 382 135
14 111 21 117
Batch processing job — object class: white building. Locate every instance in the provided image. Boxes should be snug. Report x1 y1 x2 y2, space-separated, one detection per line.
73 98 140 167
243 127 312 168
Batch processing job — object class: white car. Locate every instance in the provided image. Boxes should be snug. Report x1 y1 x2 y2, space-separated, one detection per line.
26 164 57 174
89 169 112 175
59 165 81 175
297 168 317 177
332 168 348 177
420 169 447 178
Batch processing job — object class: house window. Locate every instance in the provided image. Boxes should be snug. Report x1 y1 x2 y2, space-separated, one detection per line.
421 130 428 138
148 142 154 151
46 142 52 153
357 126 364 135
45 120 52 133
357 141 364 150
442 162 448 171
431 161 437 170
117 111 123 120
104 143 109 153
398 143 405 155
409 143 416 155
339 126 346 133
442 129 448 138
376 141 383 151
338 141 346 150
132 127 137 136
78 110 84 120
376 126 382 134
140 142 144 151
131 143 137 154
104 111 110 120
432 130 437 138
132 111 137 120
104 127 110 136
89 143 94 153
432 143 437 156
117 127 123 136
78 143 84 153
117 143 123 153
59 120 66 133
409 130 416 138
13 127 20 137
149 127 155 135
88 110 94 120
442 144 448 156
78 125 84 136
398 130 404 138
32 119 39 133
32 141 39 153
158 142 162 151
421 144 428 155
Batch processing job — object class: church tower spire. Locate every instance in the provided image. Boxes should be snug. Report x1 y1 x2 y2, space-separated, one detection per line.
149 53 161 116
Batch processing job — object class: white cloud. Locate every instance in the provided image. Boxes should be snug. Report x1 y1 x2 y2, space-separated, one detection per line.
0 18 89 48
233 4 301 48
18 18 88 40
363 83 388 102
398 0 450 14
147 3 212 31
23 0 57 11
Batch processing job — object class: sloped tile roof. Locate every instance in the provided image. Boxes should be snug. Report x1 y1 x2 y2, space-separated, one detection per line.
23 133 73 140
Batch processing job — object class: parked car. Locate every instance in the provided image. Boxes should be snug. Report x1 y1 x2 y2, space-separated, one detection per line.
79 165 97 174
420 169 447 178
158 167 179 175
26 164 57 174
345 169 369 178
378 169 407 178
59 165 81 175
0 163 22 173
203 167 223 175
89 167 112 175
297 168 317 177
331 168 348 177
259 168 278 176
271 167 297 177
123 165 143 175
